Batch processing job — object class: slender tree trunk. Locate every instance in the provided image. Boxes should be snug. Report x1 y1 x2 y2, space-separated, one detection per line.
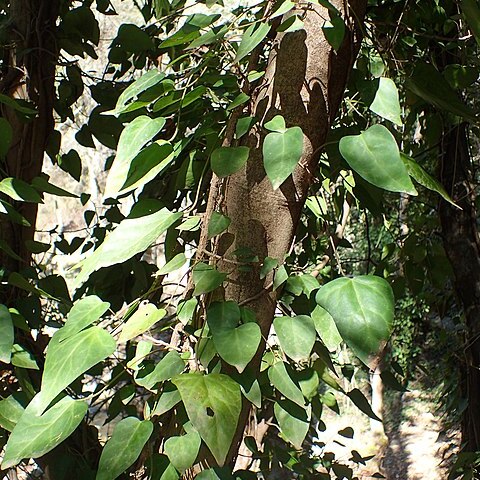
0 0 59 291
439 123 480 450
193 0 367 466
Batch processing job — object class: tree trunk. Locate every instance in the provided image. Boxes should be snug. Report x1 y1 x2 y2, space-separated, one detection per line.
0 0 59 289
195 0 367 466
439 123 480 450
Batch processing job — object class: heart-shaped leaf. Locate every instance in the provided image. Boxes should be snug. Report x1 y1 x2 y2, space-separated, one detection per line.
173 373 241 466
274 399 311 449
2 396 88 469
164 430 201 473
208 212 231 239
339 125 417 195
135 350 185 391
96 417 153 480
211 146 250 178
212 323 261 373
273 315 316 363
315 275 394 368
207 301 240 332
311 305 342 351
263 127 303 189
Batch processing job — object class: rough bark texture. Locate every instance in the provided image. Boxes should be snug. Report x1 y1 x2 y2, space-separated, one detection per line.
197 0 367 466
439 123 480 451
0 0 59 290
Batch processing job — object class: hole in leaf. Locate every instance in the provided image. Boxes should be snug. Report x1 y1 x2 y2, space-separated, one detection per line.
206 407 214 417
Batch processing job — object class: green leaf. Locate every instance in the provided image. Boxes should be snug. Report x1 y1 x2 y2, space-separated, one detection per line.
277 15 304 33
227 92 250 111
177 298 197 325
164 430 201 473
274 399 311 449
114 70 165 114
0 178 43 203
339 124 417 195
461 0 480 46
263 127 303 190
0 118 12 157
273 315 316 363
135 351 185 390
192 263 227 296
406 62 478 123
369 78 402 126
311 305 342 351
271 0 295 18
235 22 270 62
96 417 153 480
119 304 166 342
1 396 88 469
212 323 261 373
444 64 479 90
347 388 381 421
32 176 78 198
207 301 240 332
235 116 256 139
73 208 181 288
0 393 27 432
120 141 175 194
152 383 182 416
11 344 39 370
264 115 286 133
401 154 458 207
322 14 345 51
315 276 394 368
127 340 153 370
173 373 242 466
55 296 110 343
211 146 250 178
268 362 305 407
37 327 116 412
0 305 14 363
158 253 187 275
104 116 166 198
177 215 202 232
208 212 231 239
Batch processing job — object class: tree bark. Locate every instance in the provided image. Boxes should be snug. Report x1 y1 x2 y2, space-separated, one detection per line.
195 0 367 466
0 0 59 288
439 123 480 451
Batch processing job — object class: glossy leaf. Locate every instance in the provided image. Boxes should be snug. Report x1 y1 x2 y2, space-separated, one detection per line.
114 70 165 114
274 399 311 449
96 417 153 480
37 327 116 412
268 362 305 407
72 208 181 288
2 396 88 469
119 304 166 342
104 116 166 197
263 127 303 189
339 124 417 195
0 304 14 363
273 315 316 363
211 146 250 178
401 154 457 207
235 22 270 62
164 430 201 473
315 276 394 368
192 263 227 296
369 77 402 126
173 373 242 466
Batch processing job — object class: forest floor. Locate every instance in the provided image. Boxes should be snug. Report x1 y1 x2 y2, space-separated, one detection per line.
317 380 460 480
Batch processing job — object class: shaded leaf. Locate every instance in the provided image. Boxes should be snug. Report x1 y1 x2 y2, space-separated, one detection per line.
211 146 250 178
311 305 342 351
273 315 316 362
235 22 270 62
96 418 153 480
274 399 311 449
0 304 14 363
136 351 185 390
268 362 305 407
208 212 231 239
192 263 227 296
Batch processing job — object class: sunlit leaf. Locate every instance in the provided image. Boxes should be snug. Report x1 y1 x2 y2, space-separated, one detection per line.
119 304 166 342
211 146 250 178
274 399 311 449
273 315 316 362
315 275 394 368
0 305 14 363
268 362 305 407
164 430 201 473
173 373 241 466
235 22 270 62
339 125 417 195
369 78 402 126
